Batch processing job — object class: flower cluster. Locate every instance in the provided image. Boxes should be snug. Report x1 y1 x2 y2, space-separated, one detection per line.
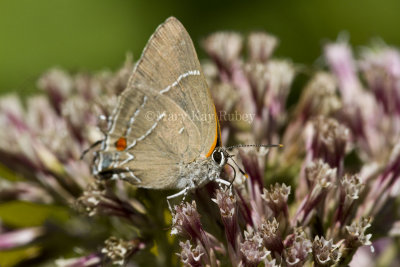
170 34 400 266
1 29 400 266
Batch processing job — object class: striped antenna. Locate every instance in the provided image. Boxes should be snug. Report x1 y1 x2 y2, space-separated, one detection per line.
225 144 283 150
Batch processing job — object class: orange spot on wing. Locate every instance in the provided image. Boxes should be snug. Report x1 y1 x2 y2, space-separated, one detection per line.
115 137 127 151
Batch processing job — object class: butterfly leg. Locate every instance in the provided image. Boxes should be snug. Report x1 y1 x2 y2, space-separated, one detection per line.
216 178 231 187
167 187 188 212
216 178 233 194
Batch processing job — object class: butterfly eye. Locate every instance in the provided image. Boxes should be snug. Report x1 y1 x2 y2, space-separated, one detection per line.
212 150 225 167
212 150 222 164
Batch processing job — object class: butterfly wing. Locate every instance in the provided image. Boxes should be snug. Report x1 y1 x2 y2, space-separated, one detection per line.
128 17 219 157
94 17 219 189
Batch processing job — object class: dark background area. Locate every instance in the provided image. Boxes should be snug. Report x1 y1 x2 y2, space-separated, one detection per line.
1 0 400 94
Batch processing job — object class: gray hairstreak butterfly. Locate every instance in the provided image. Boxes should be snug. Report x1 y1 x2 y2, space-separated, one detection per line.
90 17 281 206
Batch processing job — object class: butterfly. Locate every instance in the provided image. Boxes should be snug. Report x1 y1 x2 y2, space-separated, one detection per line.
92 17 232 201
91 17 280 205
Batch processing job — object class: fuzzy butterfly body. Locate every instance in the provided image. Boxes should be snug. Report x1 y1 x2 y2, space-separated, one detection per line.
92 17 230 194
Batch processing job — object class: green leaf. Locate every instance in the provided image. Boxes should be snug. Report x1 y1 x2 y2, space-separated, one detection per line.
0 164 23 182
0 246 41 267
0 201 69 227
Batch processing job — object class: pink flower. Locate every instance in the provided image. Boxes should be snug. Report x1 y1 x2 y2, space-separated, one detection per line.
0 227 44 250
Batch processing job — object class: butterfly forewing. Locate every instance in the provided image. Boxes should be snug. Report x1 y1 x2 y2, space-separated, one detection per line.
127 17 218 157
96 17 219 189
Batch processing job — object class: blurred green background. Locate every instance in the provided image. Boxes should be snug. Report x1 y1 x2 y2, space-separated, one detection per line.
1 0 400 94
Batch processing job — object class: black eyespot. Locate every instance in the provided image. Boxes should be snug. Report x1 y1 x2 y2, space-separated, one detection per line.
97 169 115 180
97 168 128 180
212 150 222 164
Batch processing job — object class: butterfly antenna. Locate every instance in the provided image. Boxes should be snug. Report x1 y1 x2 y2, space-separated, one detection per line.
80 140 103 160
226 144 283 150
226 163 237 188
224 144 283 185
227 155 247 187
